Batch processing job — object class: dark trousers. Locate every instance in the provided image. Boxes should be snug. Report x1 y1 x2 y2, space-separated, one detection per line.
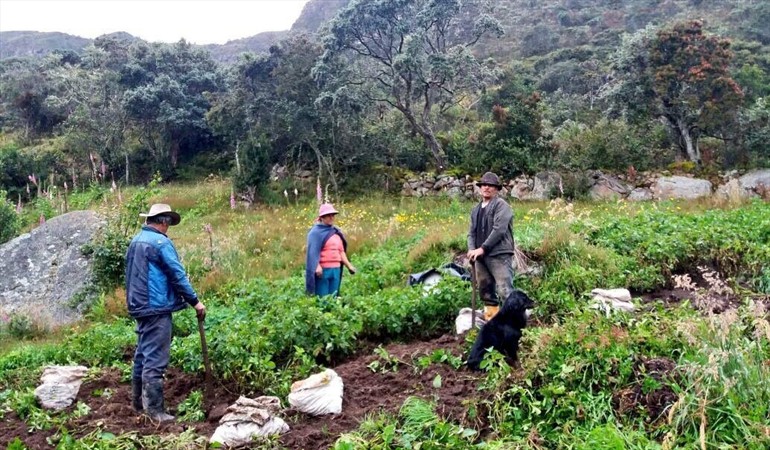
132 314 172 383
474 255 514 306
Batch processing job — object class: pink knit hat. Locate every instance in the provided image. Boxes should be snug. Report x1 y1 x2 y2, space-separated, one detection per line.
318 203 339 218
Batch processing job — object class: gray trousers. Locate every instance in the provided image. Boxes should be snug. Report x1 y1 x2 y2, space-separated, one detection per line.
132 314 172 383
474 254 514 306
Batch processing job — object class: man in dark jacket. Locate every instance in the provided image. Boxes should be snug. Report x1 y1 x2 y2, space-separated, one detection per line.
467 172 514 321
125 203 205 422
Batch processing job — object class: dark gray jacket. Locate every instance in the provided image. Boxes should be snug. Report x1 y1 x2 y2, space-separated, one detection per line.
468 196 514 257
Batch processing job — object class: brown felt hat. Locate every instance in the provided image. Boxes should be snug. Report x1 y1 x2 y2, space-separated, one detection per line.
475 172 503 189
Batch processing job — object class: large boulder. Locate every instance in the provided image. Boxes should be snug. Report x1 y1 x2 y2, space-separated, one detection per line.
652 176 712 200
528 171 562 200
738 169 770 192
0 210 104 327
627 188 654 202
716 169 770 200
589 173 630 200
508 175 533 201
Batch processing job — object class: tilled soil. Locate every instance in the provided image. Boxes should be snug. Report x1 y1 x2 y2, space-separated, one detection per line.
2 334 486 450
612 357 679 425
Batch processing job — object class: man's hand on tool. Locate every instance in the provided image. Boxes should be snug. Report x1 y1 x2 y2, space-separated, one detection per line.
467 248 485 262
194 302 206 320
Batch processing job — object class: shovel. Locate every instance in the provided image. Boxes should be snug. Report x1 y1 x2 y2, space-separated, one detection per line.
197 316 213 387
470 260 478 329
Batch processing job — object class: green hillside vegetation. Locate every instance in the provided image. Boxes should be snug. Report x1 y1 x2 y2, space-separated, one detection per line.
0 0 768 213
1 182 769 448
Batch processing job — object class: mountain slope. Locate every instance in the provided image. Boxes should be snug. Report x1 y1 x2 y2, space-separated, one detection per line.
0 31 91 59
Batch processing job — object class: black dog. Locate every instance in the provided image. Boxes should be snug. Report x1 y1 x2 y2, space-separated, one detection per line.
466 289 534 371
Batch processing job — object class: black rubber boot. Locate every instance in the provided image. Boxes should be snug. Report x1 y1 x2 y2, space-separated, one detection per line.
142 381 175 422
131 377 143 412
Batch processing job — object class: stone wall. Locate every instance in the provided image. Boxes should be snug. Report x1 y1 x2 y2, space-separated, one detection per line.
399 169 770 201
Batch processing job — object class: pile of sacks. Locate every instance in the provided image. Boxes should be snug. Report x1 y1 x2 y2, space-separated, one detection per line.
210 369 344 446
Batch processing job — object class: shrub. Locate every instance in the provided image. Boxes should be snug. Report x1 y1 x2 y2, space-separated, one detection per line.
82 180 159 288
0 190 19 244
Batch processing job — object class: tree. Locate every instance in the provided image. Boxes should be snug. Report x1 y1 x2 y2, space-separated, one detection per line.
0 56 68 141
603 21 744 164
209 36 369 197
315 0 503 170
120 40 222 174
650 21 743 164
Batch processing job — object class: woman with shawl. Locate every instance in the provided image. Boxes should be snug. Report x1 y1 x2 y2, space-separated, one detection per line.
305 203 356 296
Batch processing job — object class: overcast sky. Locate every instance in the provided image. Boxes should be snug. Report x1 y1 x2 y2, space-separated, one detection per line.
0 0 311 44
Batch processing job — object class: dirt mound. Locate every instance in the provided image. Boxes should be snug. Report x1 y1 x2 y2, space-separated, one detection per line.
612 357 678 425
280 334 486 450
2 334 488 449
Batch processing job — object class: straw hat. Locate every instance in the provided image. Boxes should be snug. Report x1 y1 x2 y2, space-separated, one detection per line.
139 203 181 226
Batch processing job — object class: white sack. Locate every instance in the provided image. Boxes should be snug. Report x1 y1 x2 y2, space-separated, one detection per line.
590 288 635 315
455 308 486 334
288 369 343 416
209 396 288 447
34 365 88 411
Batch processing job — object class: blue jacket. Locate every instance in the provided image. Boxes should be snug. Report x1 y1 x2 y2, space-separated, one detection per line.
125 225 199 318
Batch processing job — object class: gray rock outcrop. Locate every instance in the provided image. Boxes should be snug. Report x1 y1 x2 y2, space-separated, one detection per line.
652 176 712 200
0 210 104 327
589 173 630 200
529 171 563 200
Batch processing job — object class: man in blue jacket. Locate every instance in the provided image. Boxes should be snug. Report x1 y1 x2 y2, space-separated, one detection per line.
126 203 205 422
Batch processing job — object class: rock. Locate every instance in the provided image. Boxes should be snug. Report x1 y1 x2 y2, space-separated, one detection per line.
0 210 104 327
449 179 464 188
446 186 463 198
627 188 653 201
433 176 453 190
529 171 562 200
509 176 533 200
652 176 712 200
288 369 344 416
715 179 751 201
34 365 89 411
295 170 313 180
589 174 630 200
210 396 289 447
738 169 770 192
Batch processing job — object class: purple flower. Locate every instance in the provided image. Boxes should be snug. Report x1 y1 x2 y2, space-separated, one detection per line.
316 178 322 205
39 214 46 225
230 191 236 210
203 223 213 234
